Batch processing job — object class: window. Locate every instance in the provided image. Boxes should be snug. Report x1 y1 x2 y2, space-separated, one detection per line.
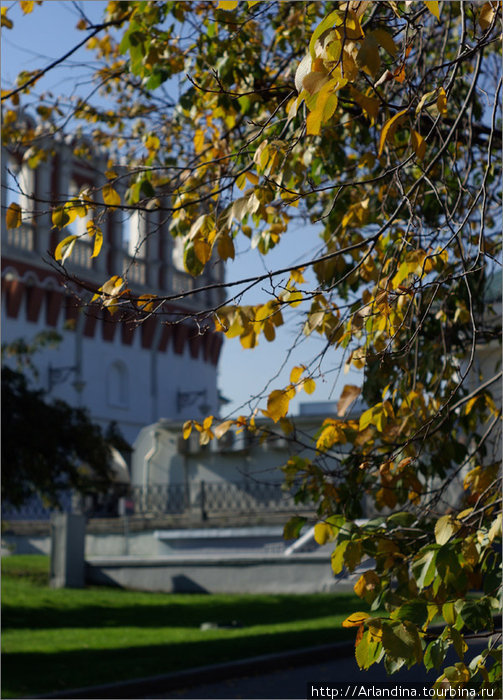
107 361 129 408
172 236 185 271
5 157 32 220
68 179 93 239
126 210 146 258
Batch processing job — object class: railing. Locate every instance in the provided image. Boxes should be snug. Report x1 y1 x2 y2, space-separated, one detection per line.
2 481 307 522
2 491 73 521
127 481 303 520
6 224 34 252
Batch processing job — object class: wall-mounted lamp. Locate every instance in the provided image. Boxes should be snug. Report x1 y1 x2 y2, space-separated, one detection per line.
176 388 210 415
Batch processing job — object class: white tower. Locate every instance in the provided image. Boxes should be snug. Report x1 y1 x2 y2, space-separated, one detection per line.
2 137 225 445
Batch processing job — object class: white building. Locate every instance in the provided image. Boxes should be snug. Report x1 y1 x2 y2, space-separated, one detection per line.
2 134 226 446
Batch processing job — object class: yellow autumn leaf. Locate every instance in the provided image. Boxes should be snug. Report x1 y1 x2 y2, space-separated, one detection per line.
437 87 447 116
378 108 409 157
314 522 333 546
424 1 440 20
246 171 259 185
193 236 213 265
1 7 13 29
194 129 205 154
371 28 398 57
284 289 303 307
337 385 361 417
267 389 291 423
54 235 78 264
303 378 316 395
6 202 22 228
87 222 103 258
102 183 121 209
354 570 380 598
217 234 235 261
217 0 238 9
342 612 370 628
356 33 381 77
290 365 305 385
136 294 157 312
411 130 427 160
214 420 234 439
183 420 193 439
20 1 35 14
479 2 498 30
351 88 379 124
435 514 461 545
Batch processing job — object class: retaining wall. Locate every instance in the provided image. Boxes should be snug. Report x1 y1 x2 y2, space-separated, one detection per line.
85 552 352 594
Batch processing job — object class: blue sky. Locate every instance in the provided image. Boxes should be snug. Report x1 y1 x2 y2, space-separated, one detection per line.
2 0 362 417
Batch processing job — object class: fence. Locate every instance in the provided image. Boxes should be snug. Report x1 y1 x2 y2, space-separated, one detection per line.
2 481 308 521
128 480 304 519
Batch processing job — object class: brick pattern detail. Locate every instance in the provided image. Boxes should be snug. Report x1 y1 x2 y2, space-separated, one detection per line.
5 278 25 318
83 309 99 337
45 289 63 326
1 260 220 364
26 285 45 323
102 311 118 342
158 324 172 352
173 324 189 355
141 317 157 349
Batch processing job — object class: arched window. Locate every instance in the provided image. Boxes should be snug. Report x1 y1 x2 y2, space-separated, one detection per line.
107 361 129 408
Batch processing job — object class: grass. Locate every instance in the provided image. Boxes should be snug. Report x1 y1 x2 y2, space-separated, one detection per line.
2 555 365 698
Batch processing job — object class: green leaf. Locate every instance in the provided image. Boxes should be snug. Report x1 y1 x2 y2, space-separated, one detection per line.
394 601 428 627
459 599 492 632
355 631 383 670
52 206 71 229
412 548 437 589
381 622 412 660
435 544 462 583
448 626 468 660
382 621 422 666
309 10 340 59
344 540 362 571
314 522 333 545
442 602 457 625
283 516 307 540
183 240 204 277
331 539 349 575
424 638 448 670
434 514 460 545
387 511 416 528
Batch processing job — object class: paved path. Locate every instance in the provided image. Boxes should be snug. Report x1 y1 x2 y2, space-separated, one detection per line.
149 638 494 700
149 644 489 699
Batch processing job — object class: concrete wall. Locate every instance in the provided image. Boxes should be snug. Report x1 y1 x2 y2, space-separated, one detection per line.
85 553 352 594
2 308 220 446
3 530 158 557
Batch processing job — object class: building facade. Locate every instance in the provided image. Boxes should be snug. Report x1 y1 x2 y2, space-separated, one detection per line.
2 135 225 446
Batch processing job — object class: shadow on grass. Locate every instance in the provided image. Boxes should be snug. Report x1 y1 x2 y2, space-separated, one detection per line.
2 626 355 698
2 593 362 631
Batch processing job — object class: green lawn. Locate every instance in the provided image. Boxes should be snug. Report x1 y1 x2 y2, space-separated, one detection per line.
2 555 364 698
